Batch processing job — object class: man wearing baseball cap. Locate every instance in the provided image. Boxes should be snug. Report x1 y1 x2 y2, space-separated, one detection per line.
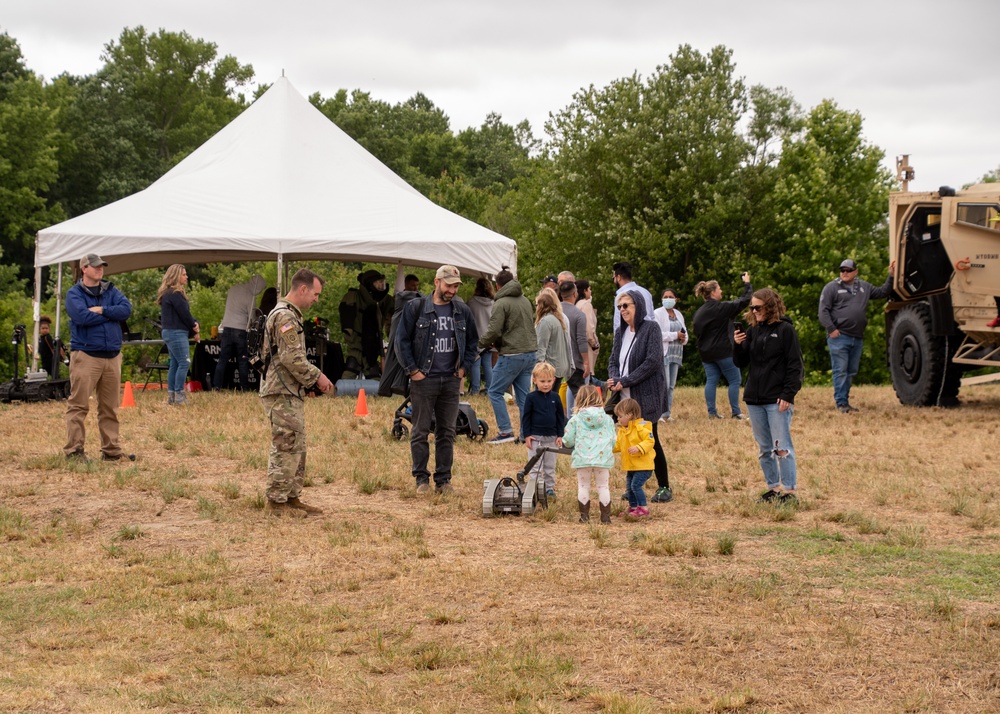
395 265 479 494
818 258 894 413
64 254 135 461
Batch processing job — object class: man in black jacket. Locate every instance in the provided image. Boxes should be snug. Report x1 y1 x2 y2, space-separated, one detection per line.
396 266 479 494
818 259 893 413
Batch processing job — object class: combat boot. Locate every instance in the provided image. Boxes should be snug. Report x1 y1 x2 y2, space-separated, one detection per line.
287 497 324 515
599 501 612 525
265 500 306 518
578 500 590 523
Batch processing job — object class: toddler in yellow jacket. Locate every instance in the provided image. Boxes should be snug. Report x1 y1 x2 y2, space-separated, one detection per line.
613 398 655 517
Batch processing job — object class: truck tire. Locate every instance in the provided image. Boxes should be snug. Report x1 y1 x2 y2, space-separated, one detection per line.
888 303 960 406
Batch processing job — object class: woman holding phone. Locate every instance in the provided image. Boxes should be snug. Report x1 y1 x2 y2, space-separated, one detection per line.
733 288 804 505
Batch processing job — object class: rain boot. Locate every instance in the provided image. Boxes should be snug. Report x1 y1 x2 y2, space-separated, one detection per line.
599 501 612 524
578 500 590 523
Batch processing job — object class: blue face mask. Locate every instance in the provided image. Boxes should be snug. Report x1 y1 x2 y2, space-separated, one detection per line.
662 298 676 310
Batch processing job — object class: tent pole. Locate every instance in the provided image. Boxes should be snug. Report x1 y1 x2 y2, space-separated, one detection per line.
394 262 405 292
31 265 42 374
52 264 64 380
277 254 284 295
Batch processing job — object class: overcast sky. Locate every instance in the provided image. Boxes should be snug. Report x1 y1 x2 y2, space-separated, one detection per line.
5 0 999 191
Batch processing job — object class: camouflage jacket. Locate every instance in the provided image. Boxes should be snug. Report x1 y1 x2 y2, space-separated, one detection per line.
259 299 322 398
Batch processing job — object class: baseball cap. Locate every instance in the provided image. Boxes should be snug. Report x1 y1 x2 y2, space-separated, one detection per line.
435 265 462 285
839 259 857 271
80 254 108 269
541 274 558 285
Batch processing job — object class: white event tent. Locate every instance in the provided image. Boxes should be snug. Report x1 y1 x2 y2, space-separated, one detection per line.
35 76 518 278
31 76 518 371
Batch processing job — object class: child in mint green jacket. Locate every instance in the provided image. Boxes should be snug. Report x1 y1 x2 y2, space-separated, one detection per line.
562 385 616 524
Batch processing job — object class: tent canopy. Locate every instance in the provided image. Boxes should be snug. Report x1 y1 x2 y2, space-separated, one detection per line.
35 77 517 278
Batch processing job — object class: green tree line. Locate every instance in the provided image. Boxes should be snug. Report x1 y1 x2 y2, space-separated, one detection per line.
0 26 992 385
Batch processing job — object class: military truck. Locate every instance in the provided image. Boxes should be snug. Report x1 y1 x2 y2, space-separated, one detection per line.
885 156 1000 406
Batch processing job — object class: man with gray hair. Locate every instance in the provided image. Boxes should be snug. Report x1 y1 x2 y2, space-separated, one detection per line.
64 253 134 462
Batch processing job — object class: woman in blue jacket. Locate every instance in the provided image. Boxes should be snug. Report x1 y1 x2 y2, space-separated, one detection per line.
157 264 200 404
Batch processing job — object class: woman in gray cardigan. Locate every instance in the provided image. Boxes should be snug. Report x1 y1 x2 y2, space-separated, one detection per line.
608 289 672 502
534 288 571 390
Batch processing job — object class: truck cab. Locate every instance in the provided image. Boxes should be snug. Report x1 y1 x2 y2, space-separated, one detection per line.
887 173 1000 405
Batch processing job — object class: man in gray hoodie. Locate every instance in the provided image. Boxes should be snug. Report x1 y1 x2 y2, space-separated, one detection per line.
215 274 266 391
478 267 538 444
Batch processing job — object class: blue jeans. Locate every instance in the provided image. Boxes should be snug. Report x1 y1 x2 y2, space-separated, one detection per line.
214 328 249 390
827 334 863 407
469 352 494 394
626 470 652 508
162 329 191 393
703 357 742 417
663 359 680 418
747 403 796 491
487 352 536 436
409 374 461 485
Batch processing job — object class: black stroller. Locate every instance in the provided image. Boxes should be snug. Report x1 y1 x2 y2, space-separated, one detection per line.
379 291 489 442
390 397 489 442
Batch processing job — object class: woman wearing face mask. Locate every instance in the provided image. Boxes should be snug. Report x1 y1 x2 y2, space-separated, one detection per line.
653 288 686 422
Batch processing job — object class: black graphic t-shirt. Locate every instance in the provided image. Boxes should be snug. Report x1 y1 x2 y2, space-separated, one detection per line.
428 302 457 377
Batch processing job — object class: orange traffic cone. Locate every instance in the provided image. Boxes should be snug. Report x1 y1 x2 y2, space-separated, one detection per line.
121 381 136 409
354 388 369 417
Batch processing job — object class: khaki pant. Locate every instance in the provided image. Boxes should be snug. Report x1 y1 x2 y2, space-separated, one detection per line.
262 394 306 502
64 351 124 457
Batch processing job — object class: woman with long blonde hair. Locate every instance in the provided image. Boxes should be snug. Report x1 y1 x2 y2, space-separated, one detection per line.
157 264 200 404
534 288 571 390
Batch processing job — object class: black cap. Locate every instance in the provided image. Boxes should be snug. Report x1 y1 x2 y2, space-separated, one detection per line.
541 275 558 285
839 259 857 271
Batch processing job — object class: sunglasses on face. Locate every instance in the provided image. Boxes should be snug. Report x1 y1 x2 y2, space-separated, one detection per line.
750 305 764 312
840 267 856 273
617 303 633 311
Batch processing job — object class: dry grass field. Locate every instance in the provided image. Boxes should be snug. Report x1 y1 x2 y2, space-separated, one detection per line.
1 382 999 713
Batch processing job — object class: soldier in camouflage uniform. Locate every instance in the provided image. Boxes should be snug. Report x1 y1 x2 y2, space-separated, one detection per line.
260 268 334 516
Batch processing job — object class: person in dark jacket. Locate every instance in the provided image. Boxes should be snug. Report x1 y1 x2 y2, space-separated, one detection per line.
521 362 566 498
818 259 894 413
692 273 752 419
64 253 134 462
157 264 201 405
734 288 804 505
607 289 672 503
396 265 479 494
37 315 66 378
340 269 393 379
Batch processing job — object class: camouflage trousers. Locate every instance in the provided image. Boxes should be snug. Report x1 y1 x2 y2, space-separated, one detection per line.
342 330 380 379
261 394 306 503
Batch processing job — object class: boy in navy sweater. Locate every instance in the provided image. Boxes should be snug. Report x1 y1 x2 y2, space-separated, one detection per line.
521 361 566 498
